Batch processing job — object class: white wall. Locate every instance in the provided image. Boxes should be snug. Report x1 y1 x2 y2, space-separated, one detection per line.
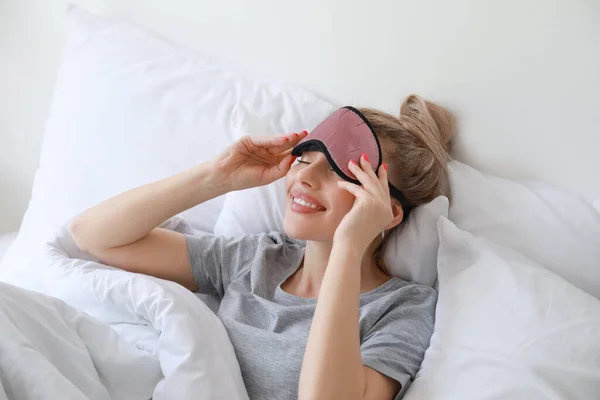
2 0 600 233
0 0 66 233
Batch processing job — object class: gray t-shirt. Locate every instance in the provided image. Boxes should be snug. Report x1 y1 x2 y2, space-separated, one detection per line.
186 232 436 400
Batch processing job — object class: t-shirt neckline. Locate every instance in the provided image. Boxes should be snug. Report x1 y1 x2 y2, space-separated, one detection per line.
274 255 402 306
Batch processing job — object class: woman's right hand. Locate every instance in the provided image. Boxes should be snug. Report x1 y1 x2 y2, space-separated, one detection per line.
214 130 308 191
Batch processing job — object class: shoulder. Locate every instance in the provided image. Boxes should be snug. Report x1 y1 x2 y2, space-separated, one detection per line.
186 231 303 254
185 231 304 288
393 281 437 317
244 231 306 259
228 232 305 289
218 231 304 272
381 278 437 302
371 280 437 326
360 281 437 394
263 231 306 248
361 281 437 355
395 280 437 306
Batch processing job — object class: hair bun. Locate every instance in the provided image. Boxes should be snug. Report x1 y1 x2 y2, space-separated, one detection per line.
400 94 455 153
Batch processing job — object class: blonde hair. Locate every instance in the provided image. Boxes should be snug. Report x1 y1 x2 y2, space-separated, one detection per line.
361 95 455 274
360 94 454 214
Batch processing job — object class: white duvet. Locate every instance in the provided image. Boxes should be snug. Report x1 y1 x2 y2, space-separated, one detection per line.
0 220 248 400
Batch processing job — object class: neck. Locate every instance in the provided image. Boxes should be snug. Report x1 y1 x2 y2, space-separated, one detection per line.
284 239 390 298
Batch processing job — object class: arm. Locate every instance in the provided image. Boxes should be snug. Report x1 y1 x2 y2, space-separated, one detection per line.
70 162 227 290
299 155 404 400
298 242 399 400
70 132 304 290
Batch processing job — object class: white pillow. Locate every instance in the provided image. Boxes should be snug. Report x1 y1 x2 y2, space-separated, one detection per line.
448 161 600 299
404 217 600 400
214 173 449 286
0 6 334 292
382 197 448 285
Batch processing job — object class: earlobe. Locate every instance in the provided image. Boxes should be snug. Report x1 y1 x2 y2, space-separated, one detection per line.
387 201 405 230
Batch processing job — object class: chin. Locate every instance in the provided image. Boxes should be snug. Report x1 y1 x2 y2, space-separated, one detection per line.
282 212 334 241
282 216 310 240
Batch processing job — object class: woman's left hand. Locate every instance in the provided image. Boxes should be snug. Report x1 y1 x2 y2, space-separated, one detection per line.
334 154 394 252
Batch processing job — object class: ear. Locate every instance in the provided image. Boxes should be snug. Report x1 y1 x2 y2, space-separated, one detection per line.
385 199 404 230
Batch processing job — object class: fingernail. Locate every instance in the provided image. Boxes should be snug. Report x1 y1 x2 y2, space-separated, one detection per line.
294 133 299 138
290 156 297 165
362 153 369 162
350 160 357 165
302 130 308 134
382 162 388 171
282 136 289 141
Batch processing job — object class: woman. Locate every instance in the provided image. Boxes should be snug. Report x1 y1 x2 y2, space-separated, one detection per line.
70 94 453 400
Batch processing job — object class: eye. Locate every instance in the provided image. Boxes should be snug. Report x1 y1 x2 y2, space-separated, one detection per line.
297 155 313 164
297 155 334 172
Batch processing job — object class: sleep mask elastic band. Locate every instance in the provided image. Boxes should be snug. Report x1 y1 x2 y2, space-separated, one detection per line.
292 106 413 212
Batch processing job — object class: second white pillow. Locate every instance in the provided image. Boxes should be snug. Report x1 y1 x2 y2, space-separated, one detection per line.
404 218 600 400
448 161 600 299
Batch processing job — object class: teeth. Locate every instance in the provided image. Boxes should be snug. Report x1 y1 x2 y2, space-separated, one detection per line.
293 197 319 209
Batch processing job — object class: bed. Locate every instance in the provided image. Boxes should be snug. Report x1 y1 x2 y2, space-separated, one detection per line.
1 1 599 399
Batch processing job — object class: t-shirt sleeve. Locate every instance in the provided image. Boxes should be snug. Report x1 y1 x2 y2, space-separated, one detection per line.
185 233 263 298
360 285 437 398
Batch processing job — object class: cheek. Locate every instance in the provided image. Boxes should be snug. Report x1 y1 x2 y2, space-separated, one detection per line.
329 183 356 216
284 168 296 193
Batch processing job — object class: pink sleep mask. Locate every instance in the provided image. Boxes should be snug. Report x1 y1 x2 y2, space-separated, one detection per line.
292 106 412 211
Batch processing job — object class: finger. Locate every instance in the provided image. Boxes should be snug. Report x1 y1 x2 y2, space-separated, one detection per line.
249 131 308 155
337 180 365 199
277 148 294 157
276 130 308 154
359 153 386 195
378 162 392 201
277 153 295 173
348 158 384 197
288 130 309 143
359 153 377 177
248 130 308 146
247 135 289 147
363 155 391 200
263 153 294 183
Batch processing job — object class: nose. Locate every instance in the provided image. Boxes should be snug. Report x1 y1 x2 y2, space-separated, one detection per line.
295 159 327 189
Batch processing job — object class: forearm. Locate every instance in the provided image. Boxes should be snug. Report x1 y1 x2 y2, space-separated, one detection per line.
299 241 367 400
71 161 228 251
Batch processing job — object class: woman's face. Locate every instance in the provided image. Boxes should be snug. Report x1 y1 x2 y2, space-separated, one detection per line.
283 151 356 241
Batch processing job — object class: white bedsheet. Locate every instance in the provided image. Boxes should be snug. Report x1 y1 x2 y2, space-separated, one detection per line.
0 221 248 400
0 281 161 400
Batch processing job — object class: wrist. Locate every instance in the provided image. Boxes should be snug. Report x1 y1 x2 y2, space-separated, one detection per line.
332 238 367 259
188 161 232 198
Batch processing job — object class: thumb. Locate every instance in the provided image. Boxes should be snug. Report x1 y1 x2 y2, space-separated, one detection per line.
263 154 294 184
277 154 295 174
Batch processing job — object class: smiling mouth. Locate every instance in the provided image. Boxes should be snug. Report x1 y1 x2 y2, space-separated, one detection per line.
291 196 326 211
